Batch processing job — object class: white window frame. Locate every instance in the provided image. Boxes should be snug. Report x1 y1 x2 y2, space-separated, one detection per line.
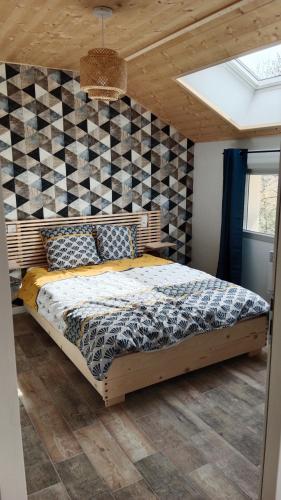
226 60 281 90
243 168 279 243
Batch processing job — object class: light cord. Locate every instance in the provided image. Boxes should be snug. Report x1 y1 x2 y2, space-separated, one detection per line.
101 15 105 47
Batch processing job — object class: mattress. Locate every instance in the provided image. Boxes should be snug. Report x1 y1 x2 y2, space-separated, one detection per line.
19 254 269 381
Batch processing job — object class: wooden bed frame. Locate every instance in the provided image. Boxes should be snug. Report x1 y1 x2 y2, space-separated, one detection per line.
6 211 268 407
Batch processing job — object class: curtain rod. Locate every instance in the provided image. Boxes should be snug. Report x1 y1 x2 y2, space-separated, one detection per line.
248 149 280 154
223 149 280 155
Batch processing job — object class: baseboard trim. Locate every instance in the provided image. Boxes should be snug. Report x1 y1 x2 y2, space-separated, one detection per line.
12 305 26 315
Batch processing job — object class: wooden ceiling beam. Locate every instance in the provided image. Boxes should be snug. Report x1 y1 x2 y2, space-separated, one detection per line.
125 0 259 61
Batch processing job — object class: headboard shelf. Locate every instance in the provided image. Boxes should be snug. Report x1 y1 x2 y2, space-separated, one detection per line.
6 210 161 269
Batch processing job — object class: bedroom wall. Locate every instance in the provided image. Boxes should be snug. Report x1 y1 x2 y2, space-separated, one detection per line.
0 63 194 264
193 135 280 298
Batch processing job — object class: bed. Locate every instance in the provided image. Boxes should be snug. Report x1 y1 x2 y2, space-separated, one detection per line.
7 211 269 407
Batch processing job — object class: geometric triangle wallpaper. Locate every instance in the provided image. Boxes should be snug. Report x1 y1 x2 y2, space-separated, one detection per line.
0 63 193 263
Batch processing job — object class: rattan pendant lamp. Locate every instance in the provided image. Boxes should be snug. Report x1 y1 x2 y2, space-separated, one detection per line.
80 6 127 102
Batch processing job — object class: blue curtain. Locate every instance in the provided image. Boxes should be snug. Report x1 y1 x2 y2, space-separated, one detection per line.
217 148 248 284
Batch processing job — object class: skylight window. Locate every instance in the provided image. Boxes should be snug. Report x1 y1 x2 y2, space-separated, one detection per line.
237 44 281 81
177 43 281 130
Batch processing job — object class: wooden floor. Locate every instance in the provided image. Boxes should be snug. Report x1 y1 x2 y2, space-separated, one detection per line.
14 313 267 500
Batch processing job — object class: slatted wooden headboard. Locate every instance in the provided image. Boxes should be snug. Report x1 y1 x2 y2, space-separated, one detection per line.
6 210 161 269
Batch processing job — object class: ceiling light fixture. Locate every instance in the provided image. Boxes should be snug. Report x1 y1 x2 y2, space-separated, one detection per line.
80 6 127 102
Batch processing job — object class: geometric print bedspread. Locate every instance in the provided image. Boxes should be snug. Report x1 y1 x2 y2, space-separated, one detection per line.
60 273 269 381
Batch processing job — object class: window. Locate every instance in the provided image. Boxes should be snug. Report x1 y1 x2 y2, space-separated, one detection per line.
244 173 278 236
237 44 281 82
177 44 281 130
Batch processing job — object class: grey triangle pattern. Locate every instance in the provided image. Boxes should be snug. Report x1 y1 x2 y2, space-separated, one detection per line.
0 62 193 264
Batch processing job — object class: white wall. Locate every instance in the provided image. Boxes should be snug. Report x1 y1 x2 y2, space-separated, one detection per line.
193 135 281 298
193 138 237 275
0 183 27 499
179 64 281 128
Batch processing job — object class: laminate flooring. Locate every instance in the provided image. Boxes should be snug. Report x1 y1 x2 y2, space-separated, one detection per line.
14 313 267 500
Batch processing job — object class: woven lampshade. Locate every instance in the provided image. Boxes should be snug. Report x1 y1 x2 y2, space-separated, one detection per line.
88 88 121 101
80 48 127 102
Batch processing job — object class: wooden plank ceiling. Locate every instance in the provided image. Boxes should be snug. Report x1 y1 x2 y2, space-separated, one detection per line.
1 0 281 141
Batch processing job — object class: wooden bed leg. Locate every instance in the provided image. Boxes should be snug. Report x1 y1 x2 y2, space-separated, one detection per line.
104 395 125 407
248 349 262 358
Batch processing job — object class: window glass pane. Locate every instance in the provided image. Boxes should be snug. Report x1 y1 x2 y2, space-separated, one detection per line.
245 174 278 235
237 44 281 81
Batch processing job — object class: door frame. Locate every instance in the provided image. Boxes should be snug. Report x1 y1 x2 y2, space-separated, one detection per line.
261 141 281 500
0 185 27 499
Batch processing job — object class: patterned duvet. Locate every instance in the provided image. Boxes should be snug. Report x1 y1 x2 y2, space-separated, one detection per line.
34 259 269 381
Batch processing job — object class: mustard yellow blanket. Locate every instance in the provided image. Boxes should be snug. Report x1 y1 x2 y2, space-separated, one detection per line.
19 254 171 310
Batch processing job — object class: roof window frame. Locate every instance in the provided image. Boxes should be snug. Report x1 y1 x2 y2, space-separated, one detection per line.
227 60 281 90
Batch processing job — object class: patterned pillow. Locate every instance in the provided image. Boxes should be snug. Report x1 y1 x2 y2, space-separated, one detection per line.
96 224 138 261
40 224 101 271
